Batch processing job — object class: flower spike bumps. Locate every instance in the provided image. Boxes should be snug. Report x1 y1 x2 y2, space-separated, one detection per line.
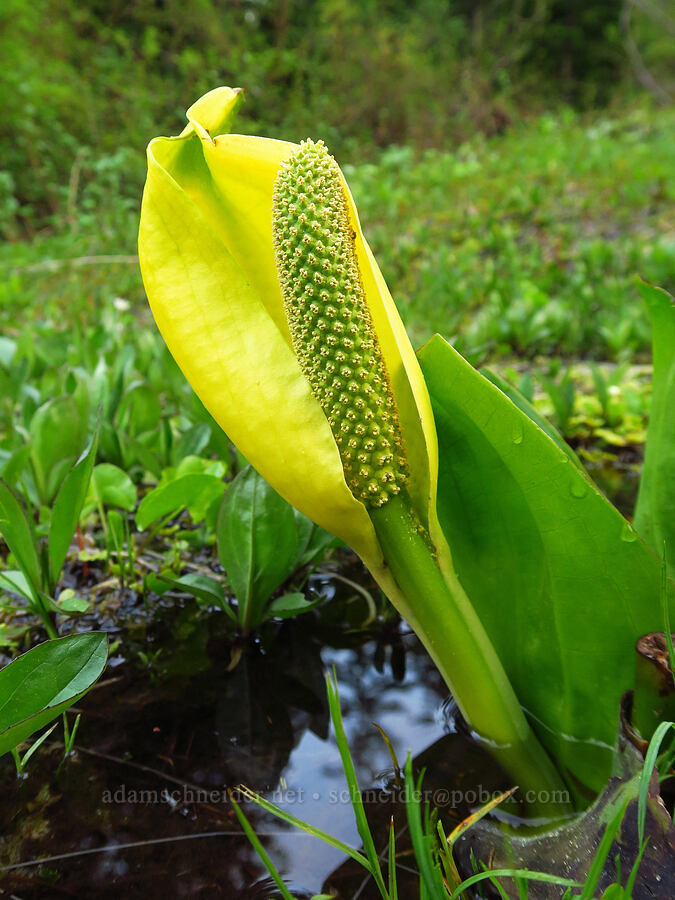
139 88 568 812
273 140 408 508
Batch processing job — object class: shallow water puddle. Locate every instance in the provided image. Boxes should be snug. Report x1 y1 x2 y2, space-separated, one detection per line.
0 617 506 898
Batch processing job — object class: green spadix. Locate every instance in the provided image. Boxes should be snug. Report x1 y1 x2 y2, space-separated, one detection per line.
273 140 408 508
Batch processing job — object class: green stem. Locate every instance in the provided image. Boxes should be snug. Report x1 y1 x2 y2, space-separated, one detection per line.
370 492 572 819
33 594 58 639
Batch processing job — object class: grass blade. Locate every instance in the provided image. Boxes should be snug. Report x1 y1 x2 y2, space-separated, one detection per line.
387 817 398 900
236 785 370 869
579 798 629 900
326 671 389 898
228 790 295 900
449 869 580 899
624 838 648 895
404 756 447 900
373 722 403 786
436 819 462 893
447 787 517 850
637 719 675 845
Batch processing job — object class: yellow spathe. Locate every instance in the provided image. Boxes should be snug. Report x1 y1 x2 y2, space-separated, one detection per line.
138 87 439 575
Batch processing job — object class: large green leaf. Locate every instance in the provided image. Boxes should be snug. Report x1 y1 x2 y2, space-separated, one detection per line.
48 429 98 590
0 633 108 757
135 473 223 530
89 463 137 512
633 281 675 577
216 465 298 631
0 481 41 600
29 395 88 505
480 367 583 470
417 335 673 794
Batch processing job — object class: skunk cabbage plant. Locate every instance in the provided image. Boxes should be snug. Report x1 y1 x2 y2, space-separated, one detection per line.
139 87 674 811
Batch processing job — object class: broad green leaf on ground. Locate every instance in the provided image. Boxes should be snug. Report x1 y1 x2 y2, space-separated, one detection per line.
0 632 108 757
418 335 674 794
136 473 224 530
48 430 98 590
55 588 90 613
267 592 319 618
0 482 41 600
89 463 137 511
0 570 33 601
150 456 227 524
167 456 227 481
115 381 161 436
29 395 88 505
155 572 237 621
216 466 298 630
633 281 675 578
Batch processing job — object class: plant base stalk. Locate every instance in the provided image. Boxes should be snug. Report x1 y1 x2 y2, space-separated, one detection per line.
370 492 572 819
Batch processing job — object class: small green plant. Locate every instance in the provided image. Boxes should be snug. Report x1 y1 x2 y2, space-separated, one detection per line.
0 428 98 636
155 465 336 656
57 710 81 771
135 454 227 538
538 365 577 436
11 721 58 777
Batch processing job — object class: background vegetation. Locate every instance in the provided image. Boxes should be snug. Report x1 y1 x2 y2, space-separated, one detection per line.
0 1 673 628
1 0 674 236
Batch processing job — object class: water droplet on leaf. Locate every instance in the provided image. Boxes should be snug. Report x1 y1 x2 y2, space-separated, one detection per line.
569 480 588 499
620 521 638 542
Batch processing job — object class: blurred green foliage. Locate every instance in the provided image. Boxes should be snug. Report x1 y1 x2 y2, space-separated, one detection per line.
347 108 675 359
1 0 673 234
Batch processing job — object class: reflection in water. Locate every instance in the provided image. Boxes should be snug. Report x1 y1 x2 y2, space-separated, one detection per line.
237 877 315 899
260 639 448 890
0 597 499 898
